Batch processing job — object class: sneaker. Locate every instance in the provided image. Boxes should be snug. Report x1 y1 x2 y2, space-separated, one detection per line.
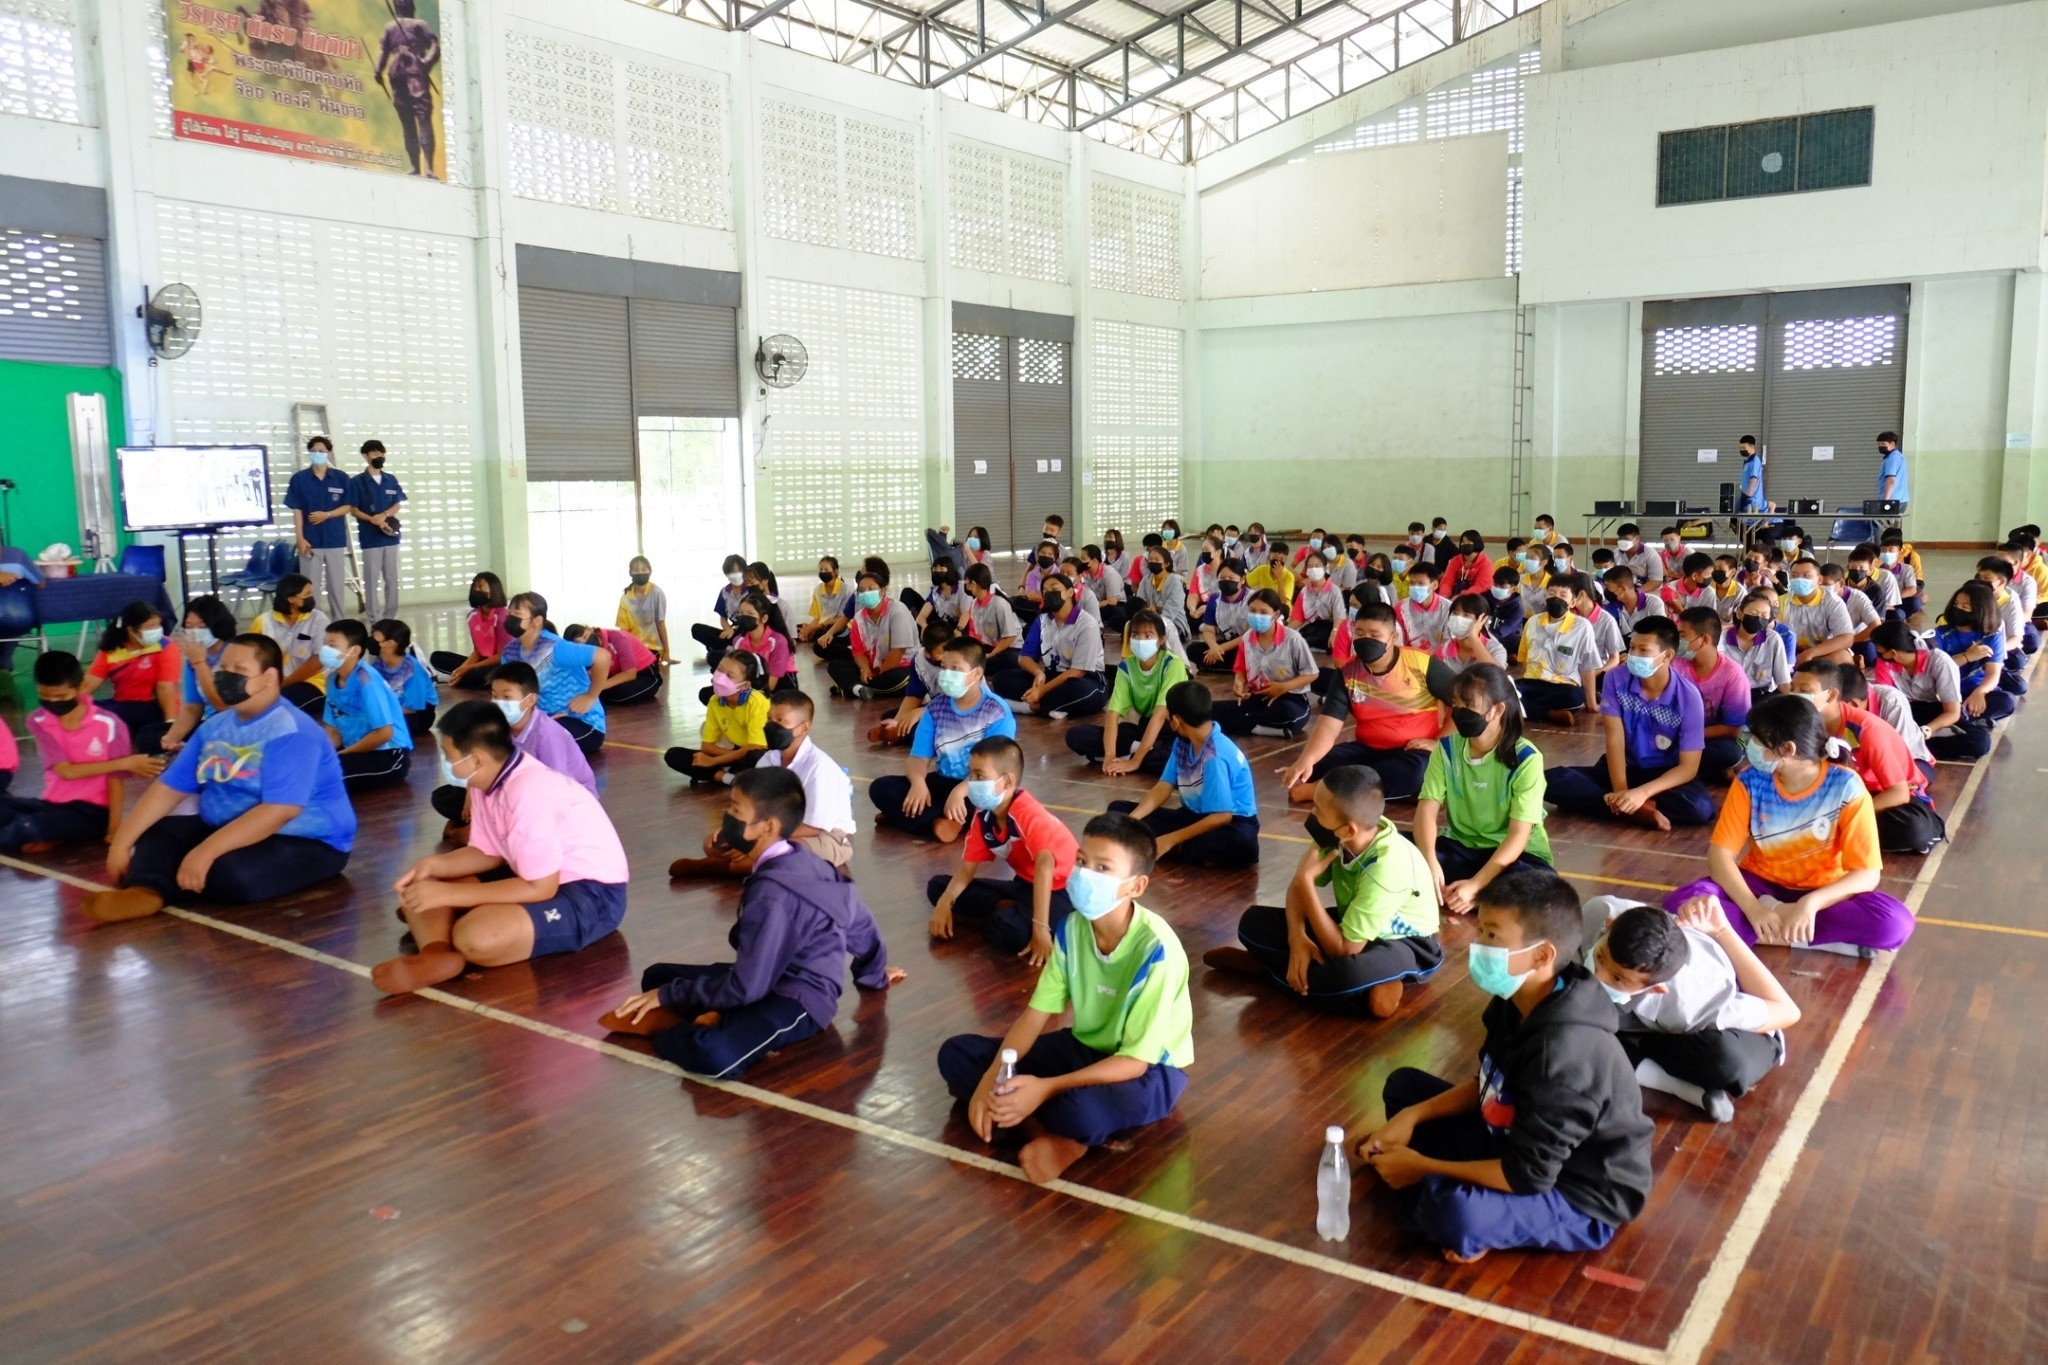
1702 1090 1736 1123
854 684 874 701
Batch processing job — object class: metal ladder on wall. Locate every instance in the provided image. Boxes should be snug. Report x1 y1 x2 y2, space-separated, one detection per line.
1506 302 1533 537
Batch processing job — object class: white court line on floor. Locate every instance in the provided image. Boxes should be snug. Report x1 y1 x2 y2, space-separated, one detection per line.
0 849 1659 1364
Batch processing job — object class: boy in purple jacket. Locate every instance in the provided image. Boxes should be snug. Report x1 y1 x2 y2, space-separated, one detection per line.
600 767 905 1077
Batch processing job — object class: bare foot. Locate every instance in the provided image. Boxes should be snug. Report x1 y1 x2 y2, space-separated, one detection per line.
1443 1247 1489 1265
1201 945 1263 977
370 945 467 995
1624 799 1671 833
19 840 57 855
667 855 733 880
1019 1133 1089 1184
1287 783 1316 806
82 888 165 923
933 817 965 844
1548 709 1577 728
1367 980 1405 1018
441 820 470 848
597 1004 685 1036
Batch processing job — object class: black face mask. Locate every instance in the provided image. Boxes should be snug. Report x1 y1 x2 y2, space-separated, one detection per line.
1305 817 1339 851
630 573 651 586
1356 637 1390 665
1042 593 1064 615
1219 580 1243 597
1149 563 1167 576
41 697 79 717
1544 598 1569 619
368 456 387 470
1036 557 1055 569
1461 543 1481 557
214 672 252 705
1710 569 1727 585
762 721 795 751
469 590 491 608
1105 542 1121 554
719 812 754 855
1450 705 1489 739
1739 615 1769 634
819 570 836 583
734 616 759 633
508 613 531 633
1848 569 1868 582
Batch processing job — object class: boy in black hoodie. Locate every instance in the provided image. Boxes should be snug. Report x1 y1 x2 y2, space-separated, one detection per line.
599 767 904 1077
1359 869 1653 1263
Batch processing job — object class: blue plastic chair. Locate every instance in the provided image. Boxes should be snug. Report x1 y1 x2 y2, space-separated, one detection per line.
117 543 168 582
1830 517 1880 548
218 539 271 610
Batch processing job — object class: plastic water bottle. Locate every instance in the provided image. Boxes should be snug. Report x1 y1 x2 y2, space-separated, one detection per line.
995 1047 1018 1096
1316 1125 1352 1242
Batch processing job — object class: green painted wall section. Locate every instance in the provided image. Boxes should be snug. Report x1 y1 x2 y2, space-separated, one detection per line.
0 358 127 558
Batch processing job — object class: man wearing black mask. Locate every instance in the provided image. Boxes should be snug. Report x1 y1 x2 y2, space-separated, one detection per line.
348 438 407 621
1279 602 1457 804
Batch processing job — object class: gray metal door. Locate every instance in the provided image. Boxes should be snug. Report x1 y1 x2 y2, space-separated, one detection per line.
1007 336 1073 550
1763 284 1908 513
1640 295 1766 508
519 286 634 482
951 331 1013 553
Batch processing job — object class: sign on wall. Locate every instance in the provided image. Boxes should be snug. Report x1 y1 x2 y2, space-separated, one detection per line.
165 0 446 179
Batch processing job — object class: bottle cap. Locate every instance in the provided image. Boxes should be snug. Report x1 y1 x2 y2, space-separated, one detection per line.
1325 1125 1345 1144
1000 1048 1018 1064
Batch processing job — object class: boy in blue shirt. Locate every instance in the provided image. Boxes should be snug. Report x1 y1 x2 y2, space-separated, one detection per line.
284 435 352 617
1109 682 1260 869
500 591 610 754
1544 617 1714 829
369 618 439 738
84 634 355 922
870 638 1017 843
320 620 412 787
347 439 406 621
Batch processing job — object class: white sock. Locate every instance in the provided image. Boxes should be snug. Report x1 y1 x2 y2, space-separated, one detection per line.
1634 1058 1708 1111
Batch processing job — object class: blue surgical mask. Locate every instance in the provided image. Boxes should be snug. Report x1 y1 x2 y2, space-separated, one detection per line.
494 698 526 725
1408 584 1432 604
857 589 883 610
439 753 469 789
1308 537 1322 549
141 626 165 647
1788 576 1817 598
966 778 1005 810
1391 558 1409 573
966 536 981 551
1066 865 1127 921
1490 586 1512 601
188 628 216 648
1246 611 1274 633
1625 654 1659 679
318 644 345 670
1130 637 1160 661
936 668 970 699
1599 978 1636 1007
309 450 329 467
1743 738 1781 773
1468 940 1547 999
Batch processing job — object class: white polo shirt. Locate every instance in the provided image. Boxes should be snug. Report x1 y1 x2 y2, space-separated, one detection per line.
761 736 856 838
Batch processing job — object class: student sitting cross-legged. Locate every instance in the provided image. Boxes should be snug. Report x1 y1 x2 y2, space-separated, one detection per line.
84 634 356 923
0 652 163 853
500 592 610 755
937 812 1191 1185
872 618 956 746
369 619 439 738
1663 694 1915 955
371 700 628 994
988 574 1109 719
1871 620 1989 762
1515 574 1623 727
1064 609 1187 777
601 767 904 1077
671 690 855 880
1109 682 1260 871
319 620 413 788
1544 617 1715 831
1357 869 1653 1264
1205 763 1438 1015
1211 590 1319 738
827 567 919 700
430 661 597 843
926 737 1078 965
1278 603 1452 805
870 638 1018 842
1791 661 1947 857
1414 664 1553 915
663 652 770 787
1583 895 1800 1124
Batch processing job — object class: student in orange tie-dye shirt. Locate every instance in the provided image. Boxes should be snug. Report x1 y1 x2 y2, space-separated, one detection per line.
1663 694 1914 956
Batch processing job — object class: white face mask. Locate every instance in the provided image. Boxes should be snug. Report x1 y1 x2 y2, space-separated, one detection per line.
1444 615 1475 639
1616 538 1635 552
1306 565 1325 581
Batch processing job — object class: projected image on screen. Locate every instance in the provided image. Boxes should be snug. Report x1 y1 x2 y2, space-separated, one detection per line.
117 446 273 532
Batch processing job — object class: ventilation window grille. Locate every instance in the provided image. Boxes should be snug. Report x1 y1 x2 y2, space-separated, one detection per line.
0 230 90 323
437 0 474 185
504 29 618 211
1006 154 1067 282
1090 178 1180 299
137 0 171 135
947 143 1007 275
1017 337 1065 385
1782 315 1897 371
844 116 918 260
947 142 1067 282
624 60 729 228
952 332 1001 381
1317 107 1420 154
1652 325 1760 376
760 99 842 247
0 0 83 124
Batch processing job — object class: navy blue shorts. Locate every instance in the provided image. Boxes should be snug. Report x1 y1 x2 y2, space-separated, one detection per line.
522 879 627 956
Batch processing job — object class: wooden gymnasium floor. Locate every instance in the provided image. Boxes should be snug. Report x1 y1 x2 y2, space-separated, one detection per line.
4 575 2047 1364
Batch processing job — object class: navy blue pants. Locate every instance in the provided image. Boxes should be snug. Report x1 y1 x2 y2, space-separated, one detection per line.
1544 761 1715 827
1064 719 1172 775
557 714 604 755
988 668 1109 718
925 874 1073 955
1517 678 1585 718
1237 904 1442 1009
127 815 350 905
1698 734 1743 783
871 773 962 838
642 965 826 1079
1211 691 1313 737
1433 835 1552 885
938 1029 1185 1148
1110 800 1260 869
0 795 107 849
1305 740 1429 802
1381 1068 1616 1259
1911 698 1995 761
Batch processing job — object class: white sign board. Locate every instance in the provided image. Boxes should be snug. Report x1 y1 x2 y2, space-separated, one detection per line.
1697 448 1718 463
973 460 987 475
1811 445 1835 462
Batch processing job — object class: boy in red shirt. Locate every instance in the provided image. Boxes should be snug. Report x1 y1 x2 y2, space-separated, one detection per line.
1790 661 1945 857
0 653 164 851
926 736 1079 967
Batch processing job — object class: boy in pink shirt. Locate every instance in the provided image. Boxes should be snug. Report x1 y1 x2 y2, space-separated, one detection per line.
0 653 164 851
373 700 630 995
564 622 664 706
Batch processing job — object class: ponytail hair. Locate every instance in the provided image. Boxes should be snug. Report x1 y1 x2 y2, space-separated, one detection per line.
1450 663 1528 770
1745 693 1829 762
101 599 161 654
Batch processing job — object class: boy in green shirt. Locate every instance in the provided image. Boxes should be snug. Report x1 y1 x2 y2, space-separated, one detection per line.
938 812 1192 1184
1205 764 1443 1017
1063 609 1187 775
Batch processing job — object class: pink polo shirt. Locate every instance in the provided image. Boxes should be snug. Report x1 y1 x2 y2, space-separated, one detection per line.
469 751 629 886
29 702 131 806
599 626 657 673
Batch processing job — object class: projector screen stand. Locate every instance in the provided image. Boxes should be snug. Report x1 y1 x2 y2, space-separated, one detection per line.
175 530 223 603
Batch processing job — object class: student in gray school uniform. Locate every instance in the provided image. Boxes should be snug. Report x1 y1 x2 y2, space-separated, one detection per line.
989 574 1109 719
961 563 1024 673
1612 523 1664 586
1211 590 1319 738
1132 546 1191 639
1196 559 1253 674
1600 566 1666 645
1077 544 1128 630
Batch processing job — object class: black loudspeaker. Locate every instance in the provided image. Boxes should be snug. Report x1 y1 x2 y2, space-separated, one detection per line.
1863 499 1903 514
1719 482 1736 514
1594 500 1633 517
1792 498 1822 516
1643 499 1680 518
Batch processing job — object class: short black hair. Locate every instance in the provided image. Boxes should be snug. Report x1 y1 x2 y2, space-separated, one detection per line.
1877 430 1900 444
373 618 412 651
939 637 987 671
231 632 284 679
1321 763 1386 827
1976 555 2013 581
1681 552 1714 577
33 650 84 687
1406 559 1437 580
1677 606 1723 639
1353 601 1398 630
735 766 807 839
1871 620 1916 654
184 594 237 642
1605 905 1688 984
964 563 994 590
970 734 1023 778
1633 616 1680 652
1165 680 1212 726
360 439 386 455
1267 539 1289 556
920 616 958 650
1083 811 1156 878
307 435 332 452
438 698 514 759
1043 513 1064 528
326 618 371 653
491 660 540 695
768 688 814 722
1477 869 1584 960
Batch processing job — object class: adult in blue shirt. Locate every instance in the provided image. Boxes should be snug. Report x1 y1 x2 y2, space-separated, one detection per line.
84 633 356 922
1110 680 1260 869
1542 617 1714 829
1876 430 1909 505
1737 435 1768 514
285 435 353 617
320 619 412 787
870 637 1016 841
348 438 407 621
499 591 610 754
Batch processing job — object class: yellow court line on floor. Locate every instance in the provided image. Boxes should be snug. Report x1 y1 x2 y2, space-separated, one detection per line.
1915 916 2048 941
0 849 1659 1365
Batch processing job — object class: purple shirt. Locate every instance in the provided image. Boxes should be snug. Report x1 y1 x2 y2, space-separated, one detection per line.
1682 650 1751 730
513 706 598 795
1600 666 1705 770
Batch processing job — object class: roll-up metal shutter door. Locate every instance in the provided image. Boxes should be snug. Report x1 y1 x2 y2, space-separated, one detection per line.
1639 295 1765 508
629 298 739 418
1764 284 1907 512
1008 336 1073 550
952 332 1013 553
519 286 634 482
0 229 112 366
